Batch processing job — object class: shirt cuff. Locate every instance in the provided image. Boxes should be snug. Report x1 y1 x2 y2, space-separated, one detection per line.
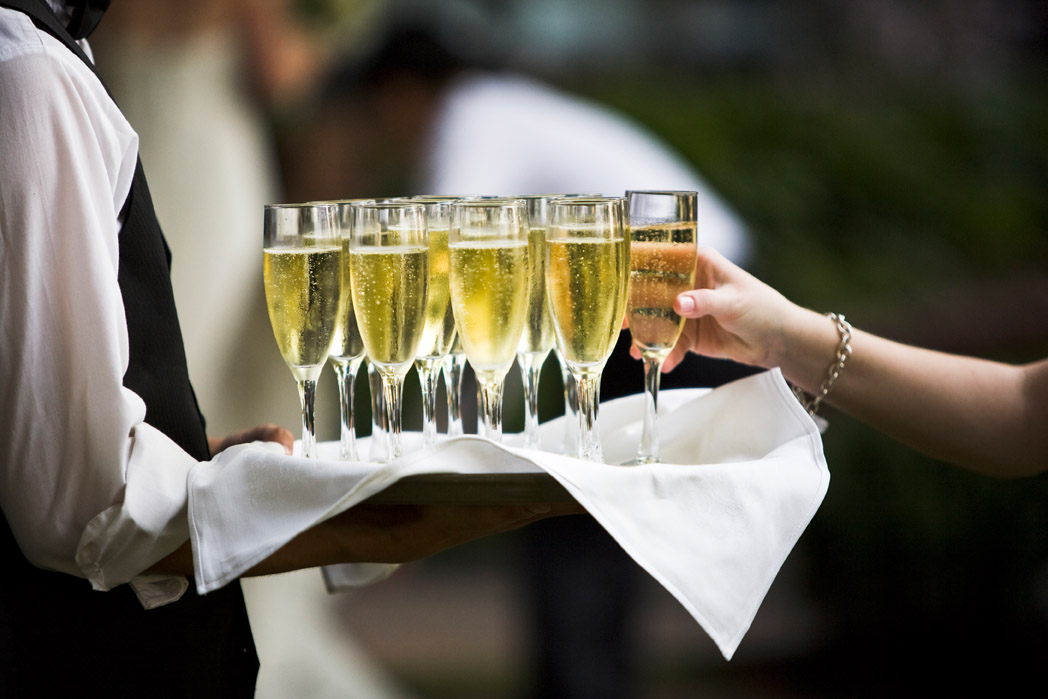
75 423 197 602
130 574 189 609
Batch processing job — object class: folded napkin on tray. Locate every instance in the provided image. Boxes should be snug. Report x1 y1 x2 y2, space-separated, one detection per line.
187 368 828 660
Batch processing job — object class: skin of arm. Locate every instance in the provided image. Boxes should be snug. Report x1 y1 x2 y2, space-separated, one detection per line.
658 247 1048 478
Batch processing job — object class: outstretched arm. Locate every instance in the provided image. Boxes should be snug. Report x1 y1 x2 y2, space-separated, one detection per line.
662 248 1048 477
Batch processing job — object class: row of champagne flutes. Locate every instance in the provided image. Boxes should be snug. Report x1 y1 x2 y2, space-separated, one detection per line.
262 191 698 464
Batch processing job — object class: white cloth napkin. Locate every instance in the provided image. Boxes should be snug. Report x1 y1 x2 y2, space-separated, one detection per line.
187 368 828 660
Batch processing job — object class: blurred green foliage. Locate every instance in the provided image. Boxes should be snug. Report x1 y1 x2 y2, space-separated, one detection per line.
588 73 1048 312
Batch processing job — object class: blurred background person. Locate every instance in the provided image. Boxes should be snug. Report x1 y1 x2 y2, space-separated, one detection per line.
93 0 327 440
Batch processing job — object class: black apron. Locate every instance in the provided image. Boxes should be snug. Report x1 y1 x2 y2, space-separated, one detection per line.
0 2 258 695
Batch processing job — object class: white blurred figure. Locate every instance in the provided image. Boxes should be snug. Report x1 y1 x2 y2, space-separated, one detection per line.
422 72 748 263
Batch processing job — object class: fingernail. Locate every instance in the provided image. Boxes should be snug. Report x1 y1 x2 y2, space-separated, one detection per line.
678 295 695 313
526 503 552 515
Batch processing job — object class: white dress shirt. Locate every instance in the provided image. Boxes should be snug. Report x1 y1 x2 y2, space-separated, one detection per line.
1 6 203 606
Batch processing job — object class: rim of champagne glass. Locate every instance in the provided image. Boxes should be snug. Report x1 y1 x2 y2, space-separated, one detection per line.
264 201 341 212
548 195 627 208
452 196 526 208
625 190 698 198
547 196 627 238
263 202 340 244
355 200 426 212
450 198 528 242
625 190 697 222
351 200 427 245
409 194 464 201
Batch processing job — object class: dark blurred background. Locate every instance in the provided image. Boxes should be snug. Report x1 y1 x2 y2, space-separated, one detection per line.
97 0 1048 696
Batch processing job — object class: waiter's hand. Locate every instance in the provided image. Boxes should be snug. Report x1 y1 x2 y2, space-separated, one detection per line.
208 423 294 456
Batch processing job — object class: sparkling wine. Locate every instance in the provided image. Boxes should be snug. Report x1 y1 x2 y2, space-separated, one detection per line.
264 246 341 380
330 238 366 361
349 245 428 370
627 222 697 356
449 240 529 383
416 228 457 359
546 235 629 375
519 226 555 355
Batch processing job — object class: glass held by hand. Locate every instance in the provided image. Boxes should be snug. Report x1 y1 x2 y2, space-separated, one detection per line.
625 190 698 464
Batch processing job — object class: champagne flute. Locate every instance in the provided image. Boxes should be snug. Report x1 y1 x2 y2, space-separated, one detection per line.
405 197 458 447
414 196 469 439
550 194 598 454
349 202 428 460
546 197 630 462
516 195 558 449
449 198 530 442
263 202 341 458
327 199 371 461
626 190 698 463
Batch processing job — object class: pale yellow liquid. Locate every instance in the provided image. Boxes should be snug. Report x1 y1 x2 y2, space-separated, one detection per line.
449 240 529 383
416 228 457 359
518 226 555 356
627 222 697 356
264 246 341 379
330 238 366 361
546 236 629 374
349 246 428 371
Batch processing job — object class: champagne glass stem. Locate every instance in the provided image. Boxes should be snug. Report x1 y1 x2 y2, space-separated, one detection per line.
333 359 363 461
556 351 578 454
574 374 603 462
417 360 441 448
381 373 406 460
296 377 319 459
478 379 505 442
442 353 465 437
637 354 665 463
368 362 389 462
519 353 544 449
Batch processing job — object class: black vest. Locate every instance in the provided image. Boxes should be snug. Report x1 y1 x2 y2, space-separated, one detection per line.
0 2 258 695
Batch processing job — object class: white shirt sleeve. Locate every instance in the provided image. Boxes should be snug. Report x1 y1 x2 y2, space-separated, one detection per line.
0 13 195 605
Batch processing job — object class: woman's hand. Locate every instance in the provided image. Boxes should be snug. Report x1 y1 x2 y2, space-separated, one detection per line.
632 247 803 373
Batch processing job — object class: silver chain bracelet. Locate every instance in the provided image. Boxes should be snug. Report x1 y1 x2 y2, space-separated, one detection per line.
793 313 853 416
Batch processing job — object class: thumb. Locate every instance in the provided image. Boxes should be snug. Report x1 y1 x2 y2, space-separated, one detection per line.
674 288 722 319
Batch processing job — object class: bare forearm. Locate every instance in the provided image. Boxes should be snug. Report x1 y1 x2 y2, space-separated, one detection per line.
673 249 1048 477
771 311 1047 476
